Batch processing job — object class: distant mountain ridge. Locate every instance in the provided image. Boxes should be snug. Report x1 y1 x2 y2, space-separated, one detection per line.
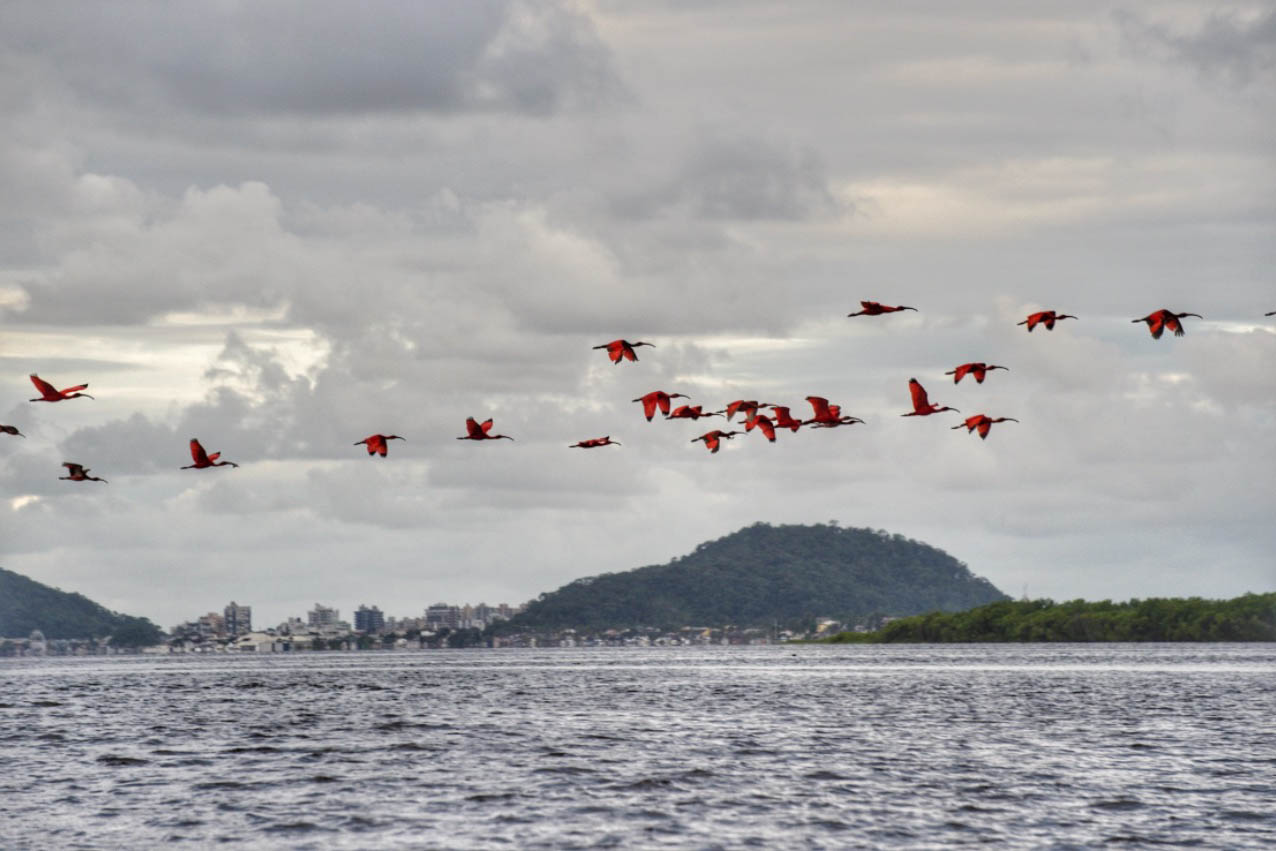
0 566 162 645
502 522 1009 632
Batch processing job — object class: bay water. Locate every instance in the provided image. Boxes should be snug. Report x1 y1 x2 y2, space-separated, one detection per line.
3 644 1274 848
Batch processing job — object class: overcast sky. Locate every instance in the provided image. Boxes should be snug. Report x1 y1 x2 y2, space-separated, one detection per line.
1 1 1273 630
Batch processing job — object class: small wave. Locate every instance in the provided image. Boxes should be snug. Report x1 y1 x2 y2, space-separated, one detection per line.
262 821 333 834
96 755 149 766
1090 798 1144 811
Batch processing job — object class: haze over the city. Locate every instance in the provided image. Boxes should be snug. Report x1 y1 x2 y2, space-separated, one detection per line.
1 1 1273 629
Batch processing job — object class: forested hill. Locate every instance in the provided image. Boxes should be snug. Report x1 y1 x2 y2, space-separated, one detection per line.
502 522 1008 632
0 566 163 646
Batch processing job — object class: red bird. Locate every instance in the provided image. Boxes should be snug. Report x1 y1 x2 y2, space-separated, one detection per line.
29 374 94 402
723 400 778 422
593 339 654 364
355 434 404 457
952 414 1018 440
1 424 24 438
1132 309 1202 339
769 406 804 432
804 396 864 427
945 363 1008 384
847 301 917 317
744 414 777 442
1017 311 1076 332
902 379 959 417
457 417 514 441
691 430 741 453
59 462 107 483
182 438 239 469
632 391 688 421
570 436 621 448
667 405 721 421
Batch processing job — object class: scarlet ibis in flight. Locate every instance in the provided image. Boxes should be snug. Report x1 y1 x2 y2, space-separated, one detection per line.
691 430 741 453
847 301 917 317
803 396 864 427
945 363 1008 384
723 400 778 422
769 406 804 432
182 438 239 469
457 417 514 441
570 436 621 448
1132 309 1202 339
902 379 959 417
632 391 688 421
59 462 107 483
952 414 1019 440
1 424 23 437
355 434 404 457
744 414 777 442
594 339 654 364
1017 311 1076 332
667 405 721 421
29 374 94 402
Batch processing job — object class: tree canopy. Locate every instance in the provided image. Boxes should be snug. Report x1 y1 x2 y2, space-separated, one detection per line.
824 593 1276 643
500 522 1008 632
0 566 164 646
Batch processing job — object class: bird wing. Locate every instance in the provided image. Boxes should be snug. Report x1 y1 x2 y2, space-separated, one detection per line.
951 364 973 383
62 462 85 476
480 418 495 434
908 379 929 411
29 374 58 398
190 439 211 464
639 395 658 420
1165 315 1185 337
976 421 991 439
805 396 831 418
62 384 89 394
1149 316 1165 339
369 435 387 455
755 417 776 442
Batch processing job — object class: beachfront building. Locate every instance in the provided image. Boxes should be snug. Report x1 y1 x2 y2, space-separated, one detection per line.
224 601 252 636
354 605 385 634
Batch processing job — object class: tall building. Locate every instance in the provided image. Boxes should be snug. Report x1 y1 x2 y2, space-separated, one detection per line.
308 604 340 630
354 605 385 634
425 603 460 630
224 601 252 636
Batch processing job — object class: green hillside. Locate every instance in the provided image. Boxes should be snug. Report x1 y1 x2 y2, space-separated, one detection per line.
825 594 1276 642
0 566 163 646
501 522 1008 632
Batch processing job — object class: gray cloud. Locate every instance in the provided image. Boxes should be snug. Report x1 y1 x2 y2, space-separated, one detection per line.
0 0 625 117
1116 7 1276 86
614 135 844 221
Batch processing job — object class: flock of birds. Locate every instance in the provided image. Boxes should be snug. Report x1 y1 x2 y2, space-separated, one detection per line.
6 304 1273 481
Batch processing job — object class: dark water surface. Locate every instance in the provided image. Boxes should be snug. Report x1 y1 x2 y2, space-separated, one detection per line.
2 645 1274 849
